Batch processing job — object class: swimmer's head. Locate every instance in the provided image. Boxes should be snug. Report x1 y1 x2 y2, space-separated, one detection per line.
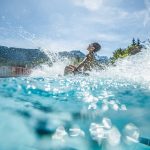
87 42 101 53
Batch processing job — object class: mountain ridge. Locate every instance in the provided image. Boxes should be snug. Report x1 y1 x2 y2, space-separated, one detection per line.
0 45 108 67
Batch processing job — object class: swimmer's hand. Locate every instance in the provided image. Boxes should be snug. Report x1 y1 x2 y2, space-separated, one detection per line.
68 65 78 72
64 65 78 75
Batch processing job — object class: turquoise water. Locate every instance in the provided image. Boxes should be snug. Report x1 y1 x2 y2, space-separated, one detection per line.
0 46 150 150
0 75 150 150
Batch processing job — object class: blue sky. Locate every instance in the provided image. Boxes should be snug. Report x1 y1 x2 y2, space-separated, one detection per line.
0 0 150 56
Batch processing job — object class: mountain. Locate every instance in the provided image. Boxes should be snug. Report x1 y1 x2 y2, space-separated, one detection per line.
0 46 49 67
0 45 108 67
58 50 85 59
95 55 109 64
58 50 108 63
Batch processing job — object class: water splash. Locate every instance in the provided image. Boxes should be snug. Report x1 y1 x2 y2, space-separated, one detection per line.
31 43 150 88
94 44 150 85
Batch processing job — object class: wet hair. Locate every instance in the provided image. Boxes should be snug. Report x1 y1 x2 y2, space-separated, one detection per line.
92 42 101 52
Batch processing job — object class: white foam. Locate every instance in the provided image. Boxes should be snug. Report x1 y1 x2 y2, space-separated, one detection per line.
31 44 150 88
94 45 150 86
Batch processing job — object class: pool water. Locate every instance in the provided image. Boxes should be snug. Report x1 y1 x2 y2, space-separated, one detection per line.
0 46 150 150
0 75 150 150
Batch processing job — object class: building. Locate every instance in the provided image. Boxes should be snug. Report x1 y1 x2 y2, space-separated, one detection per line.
0 66 31 77
0 46 49 77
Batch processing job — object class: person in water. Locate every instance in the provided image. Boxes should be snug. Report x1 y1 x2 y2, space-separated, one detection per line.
64 42 102 75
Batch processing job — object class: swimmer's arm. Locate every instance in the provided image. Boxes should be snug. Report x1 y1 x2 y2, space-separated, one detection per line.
76 56 88 71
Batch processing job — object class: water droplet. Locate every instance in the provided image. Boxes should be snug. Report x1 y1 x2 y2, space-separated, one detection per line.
107 127 121 146
52 126 68 141
102 104 109 112
89 123 105 141
102 118 112 129
113 104 119 111
124 123 140 142
69 128 85 137
121 104 127 111
88 103 97 110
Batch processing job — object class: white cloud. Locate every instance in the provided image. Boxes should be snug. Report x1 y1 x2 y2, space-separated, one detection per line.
143 0 150 26
83 7 130 26
1 0 149 56
145 0 150 11
73 0 103 11
96 33 122 42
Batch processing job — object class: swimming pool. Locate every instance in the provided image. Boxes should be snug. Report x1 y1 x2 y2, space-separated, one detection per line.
0 75 150 150
0 47 150 150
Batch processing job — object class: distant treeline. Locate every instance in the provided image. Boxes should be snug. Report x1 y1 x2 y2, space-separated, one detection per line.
110 38 144 64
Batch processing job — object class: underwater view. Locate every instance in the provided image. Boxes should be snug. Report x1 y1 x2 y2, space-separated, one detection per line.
0 45 150 150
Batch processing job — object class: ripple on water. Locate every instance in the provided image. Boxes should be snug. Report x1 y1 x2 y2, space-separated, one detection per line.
0 77 150 150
